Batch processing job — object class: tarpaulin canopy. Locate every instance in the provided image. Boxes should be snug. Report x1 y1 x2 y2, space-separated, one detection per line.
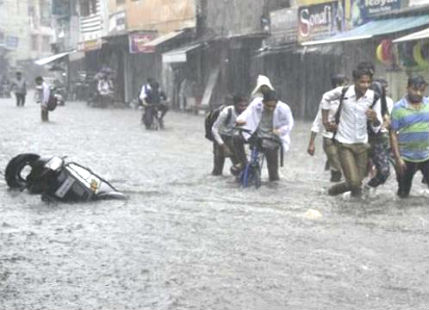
301 15 429 46
34 51 74 65
393 27 429 43
162 43 200 63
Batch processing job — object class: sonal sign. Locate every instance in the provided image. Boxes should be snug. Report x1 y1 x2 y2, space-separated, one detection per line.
298 0 345 42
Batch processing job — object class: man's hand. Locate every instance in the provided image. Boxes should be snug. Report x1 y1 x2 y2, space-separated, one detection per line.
383 115 391 130
324 122 337 132
395 158 407 176
221 144 232 156
273 129 281 136
366 109 378 122
236 120 246 126
307 143 315 156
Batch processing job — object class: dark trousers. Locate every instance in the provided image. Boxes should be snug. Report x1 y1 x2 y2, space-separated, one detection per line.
41 108 49 122
368 135 390 188
396 159 429 198
264 147 280 181
16 93 26 106
212 135 243 175
233 135 279 181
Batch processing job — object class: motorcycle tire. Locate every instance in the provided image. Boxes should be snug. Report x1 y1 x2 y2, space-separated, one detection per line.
5 153 41 189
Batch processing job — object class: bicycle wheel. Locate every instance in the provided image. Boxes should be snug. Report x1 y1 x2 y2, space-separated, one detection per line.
248 164 262 189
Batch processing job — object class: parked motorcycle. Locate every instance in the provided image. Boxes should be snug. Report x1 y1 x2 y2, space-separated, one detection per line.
5 153 126 202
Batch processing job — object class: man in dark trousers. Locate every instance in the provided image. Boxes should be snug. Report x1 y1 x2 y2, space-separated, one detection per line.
11 72 27 107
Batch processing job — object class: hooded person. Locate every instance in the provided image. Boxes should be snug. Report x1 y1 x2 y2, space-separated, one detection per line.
250 75 275 102
236 90 294 181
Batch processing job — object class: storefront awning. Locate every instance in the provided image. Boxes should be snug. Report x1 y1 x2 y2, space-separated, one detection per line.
301 15 429 46
34 51 74 65
162 43 200 63
142 31 184 49
393 27 429 43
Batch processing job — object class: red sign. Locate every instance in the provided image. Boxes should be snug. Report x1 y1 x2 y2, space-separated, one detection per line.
129 33 156 54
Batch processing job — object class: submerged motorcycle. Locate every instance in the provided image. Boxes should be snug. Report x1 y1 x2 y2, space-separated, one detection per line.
5 153 126 202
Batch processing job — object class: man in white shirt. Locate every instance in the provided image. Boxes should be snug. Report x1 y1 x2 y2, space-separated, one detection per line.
237 90 294 181
35 76 51 122
211 95 248 175
307 74 348 182
322 65 382 197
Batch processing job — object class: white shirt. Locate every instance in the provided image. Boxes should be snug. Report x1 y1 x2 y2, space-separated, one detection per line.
236 98 294 152
211 106 239 145
37 82 50 108
321 86 382 144
311 94 340 139
139 84 151 102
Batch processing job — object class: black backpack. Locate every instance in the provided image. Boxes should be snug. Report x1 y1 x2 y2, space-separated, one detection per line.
204 105 233 141
47 93 58 111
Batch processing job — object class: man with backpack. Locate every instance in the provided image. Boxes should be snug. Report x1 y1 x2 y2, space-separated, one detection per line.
35 76 51 122
363 79 395 196
209 95 248 175
139 79 168 128
307 73 348 182
322 64 382 198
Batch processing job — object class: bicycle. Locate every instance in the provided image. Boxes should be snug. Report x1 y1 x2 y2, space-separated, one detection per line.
235 128 283 188
142 104 162 130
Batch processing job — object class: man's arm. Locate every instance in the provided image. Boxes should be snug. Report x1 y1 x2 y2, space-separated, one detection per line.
307 131 318 156
321 87 343 131
390 129 406 175
367 98 382 133
211 109 228 146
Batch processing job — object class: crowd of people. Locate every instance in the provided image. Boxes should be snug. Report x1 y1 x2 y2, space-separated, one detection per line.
209 62 429 199
2 62 428 199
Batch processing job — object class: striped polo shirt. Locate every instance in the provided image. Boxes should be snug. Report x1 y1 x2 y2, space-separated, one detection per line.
391 97 429 162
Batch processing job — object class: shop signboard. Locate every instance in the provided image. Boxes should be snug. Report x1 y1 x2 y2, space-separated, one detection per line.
77 38 102 52
109 11 127 34
270 7 298 45
350 0 402 27
128 32 156 54
298 0 345 42
408 0 429 6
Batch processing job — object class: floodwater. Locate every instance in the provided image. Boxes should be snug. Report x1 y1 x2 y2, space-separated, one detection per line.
0 96 428 310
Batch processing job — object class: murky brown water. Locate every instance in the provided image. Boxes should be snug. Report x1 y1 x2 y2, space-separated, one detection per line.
0 97 428 309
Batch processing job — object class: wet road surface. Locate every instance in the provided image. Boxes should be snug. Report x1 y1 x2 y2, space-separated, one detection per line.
0 97 428 309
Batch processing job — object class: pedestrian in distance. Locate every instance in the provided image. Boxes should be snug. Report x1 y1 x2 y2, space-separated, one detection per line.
322 64 382 198
390 75 429 198
236 89 294 182
210 94 248 176
139 78 168 129
11 71 27 107
35 76 51 122
307 73 348 182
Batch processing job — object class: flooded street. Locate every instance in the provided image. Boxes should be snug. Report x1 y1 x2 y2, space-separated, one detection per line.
0 98 428 310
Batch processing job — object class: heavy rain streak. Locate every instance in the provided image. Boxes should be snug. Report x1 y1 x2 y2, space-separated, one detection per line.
0 0 428 309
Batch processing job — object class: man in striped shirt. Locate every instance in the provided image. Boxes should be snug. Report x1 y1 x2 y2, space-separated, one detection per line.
390 75 429 198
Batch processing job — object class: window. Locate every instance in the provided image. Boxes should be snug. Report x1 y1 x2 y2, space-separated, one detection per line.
79 0 97 16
